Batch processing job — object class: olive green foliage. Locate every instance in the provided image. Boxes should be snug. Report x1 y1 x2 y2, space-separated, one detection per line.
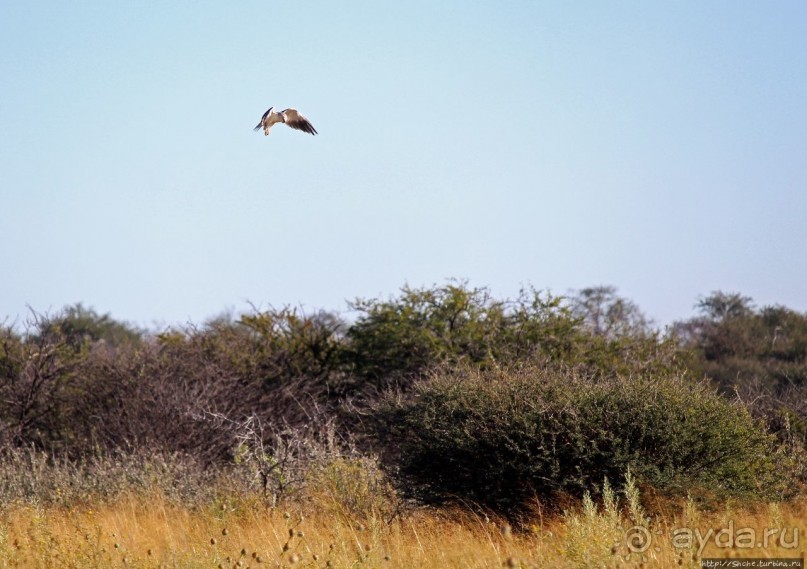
675 291 807 450
374 365 789 519
343 283 574 389
235 307 345 387
344 283 683 392
570 285 650 339
678 292 807 386
34 303 143 351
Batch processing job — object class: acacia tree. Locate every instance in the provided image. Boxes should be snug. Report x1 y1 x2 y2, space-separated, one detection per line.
33 303 143 351
570 285 651 339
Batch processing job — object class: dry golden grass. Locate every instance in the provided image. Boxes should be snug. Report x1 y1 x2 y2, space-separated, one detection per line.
0 490 805 569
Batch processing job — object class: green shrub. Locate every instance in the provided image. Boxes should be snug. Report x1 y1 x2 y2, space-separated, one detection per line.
674 292 807 463
374 364 790 519
33 303 143 351
343 282 682 394
343 283 517 388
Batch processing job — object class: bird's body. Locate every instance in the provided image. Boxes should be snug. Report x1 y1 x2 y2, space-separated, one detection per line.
254 107 318 136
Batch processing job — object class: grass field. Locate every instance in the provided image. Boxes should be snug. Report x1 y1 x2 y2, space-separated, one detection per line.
1 489 804 568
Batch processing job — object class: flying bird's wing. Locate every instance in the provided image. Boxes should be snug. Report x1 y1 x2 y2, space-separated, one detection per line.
281 108 318 135
254 107 274 131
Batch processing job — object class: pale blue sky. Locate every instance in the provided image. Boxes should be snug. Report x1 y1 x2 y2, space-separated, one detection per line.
2 2 806 328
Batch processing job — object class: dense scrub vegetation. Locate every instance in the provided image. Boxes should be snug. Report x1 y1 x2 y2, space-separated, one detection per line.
374 366 787 519
1 283 805 518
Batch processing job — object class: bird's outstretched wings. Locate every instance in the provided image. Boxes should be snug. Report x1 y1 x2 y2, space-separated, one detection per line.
281 108 318 135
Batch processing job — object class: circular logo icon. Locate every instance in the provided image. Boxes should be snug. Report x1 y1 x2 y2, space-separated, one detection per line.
624 526 652 553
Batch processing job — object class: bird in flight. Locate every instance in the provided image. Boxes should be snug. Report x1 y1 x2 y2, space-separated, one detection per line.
254 107 318 136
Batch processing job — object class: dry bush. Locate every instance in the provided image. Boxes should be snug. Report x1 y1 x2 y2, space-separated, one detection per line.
194 410 359 508
1 306 350 461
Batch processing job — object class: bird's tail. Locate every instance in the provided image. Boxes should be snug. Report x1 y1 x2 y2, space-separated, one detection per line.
253 123 263 132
